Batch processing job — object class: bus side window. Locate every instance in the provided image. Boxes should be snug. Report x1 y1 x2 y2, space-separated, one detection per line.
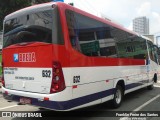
153 45 160 64
148 41 159 64
158 47 160 64
70 36 81 52
148 42 154 61
65 10 80 51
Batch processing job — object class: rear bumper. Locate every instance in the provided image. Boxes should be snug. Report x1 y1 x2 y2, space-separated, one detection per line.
2 86 115 111
2 86 73 111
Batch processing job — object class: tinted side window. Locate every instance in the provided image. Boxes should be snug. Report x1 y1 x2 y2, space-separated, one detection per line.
153 45 160 64
148 41 159 64
65 10 147 59
65 10 117 57
117 36 147 59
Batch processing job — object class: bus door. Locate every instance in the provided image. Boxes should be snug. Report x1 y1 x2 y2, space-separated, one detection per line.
153 45 160 82
147 42 159 83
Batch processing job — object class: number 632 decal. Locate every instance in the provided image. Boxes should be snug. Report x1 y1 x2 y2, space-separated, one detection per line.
73 76 80 83
42 70 51 78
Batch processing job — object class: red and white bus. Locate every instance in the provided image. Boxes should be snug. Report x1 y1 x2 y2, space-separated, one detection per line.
2 2 160 111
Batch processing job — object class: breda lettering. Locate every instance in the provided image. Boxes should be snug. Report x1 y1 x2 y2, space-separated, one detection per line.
14 52 36 62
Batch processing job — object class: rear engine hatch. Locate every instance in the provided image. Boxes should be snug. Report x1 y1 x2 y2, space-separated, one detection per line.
3 43 53 94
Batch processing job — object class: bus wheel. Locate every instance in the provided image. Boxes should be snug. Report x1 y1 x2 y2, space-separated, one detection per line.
153 74 157 83
147 84 153 90
147 74 157 90
111 85 123 108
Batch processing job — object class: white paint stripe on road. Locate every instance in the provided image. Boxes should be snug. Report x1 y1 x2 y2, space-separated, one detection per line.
120 94 160 120
133 94 160 111
0 105 18 111
154 84 160 88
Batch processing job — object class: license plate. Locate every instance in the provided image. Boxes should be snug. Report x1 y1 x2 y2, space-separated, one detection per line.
20 97 31 104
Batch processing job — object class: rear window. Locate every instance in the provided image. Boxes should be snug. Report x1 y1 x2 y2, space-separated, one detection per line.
3 6 64 48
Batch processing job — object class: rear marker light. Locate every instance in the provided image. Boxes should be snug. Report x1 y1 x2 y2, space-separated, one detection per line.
2 78 5 86
5 91 8 95
55 76 59 81
1 62 5 87
50 61 66 93
72 85 77 89
55 84 59 90
106 80 109 83
44 97 49 101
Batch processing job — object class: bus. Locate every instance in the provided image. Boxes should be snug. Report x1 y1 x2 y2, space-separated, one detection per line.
2 2 160 111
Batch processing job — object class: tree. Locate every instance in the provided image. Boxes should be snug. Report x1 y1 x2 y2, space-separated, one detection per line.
33 0 51 4
0 0 31 30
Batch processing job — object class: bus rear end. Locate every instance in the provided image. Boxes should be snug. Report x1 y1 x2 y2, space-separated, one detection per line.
2 3 72 111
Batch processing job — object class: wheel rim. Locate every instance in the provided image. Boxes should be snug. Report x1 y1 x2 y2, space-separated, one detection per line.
115 89 122 104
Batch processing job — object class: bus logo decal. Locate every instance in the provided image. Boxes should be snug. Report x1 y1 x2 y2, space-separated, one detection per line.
13 52 36 62
13 54 19 62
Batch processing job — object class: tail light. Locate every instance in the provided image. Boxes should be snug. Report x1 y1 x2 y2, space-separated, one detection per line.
1 62 5 87
50 61 66 93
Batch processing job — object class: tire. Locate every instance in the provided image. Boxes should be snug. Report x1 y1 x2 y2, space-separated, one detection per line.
147 84 154 90
153 74 157 83
111 85 123 108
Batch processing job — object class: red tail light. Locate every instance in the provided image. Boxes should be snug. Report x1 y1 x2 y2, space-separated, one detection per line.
50 61 66 93
1 62 5 87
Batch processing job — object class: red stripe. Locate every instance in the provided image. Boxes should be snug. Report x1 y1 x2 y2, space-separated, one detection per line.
67 49 145 67
2 44 145 68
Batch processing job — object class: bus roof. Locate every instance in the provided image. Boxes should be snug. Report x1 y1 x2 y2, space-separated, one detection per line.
4 2 55 20
5 2 152 42
140 35 153 42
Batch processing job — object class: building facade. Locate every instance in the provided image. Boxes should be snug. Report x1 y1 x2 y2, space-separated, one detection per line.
133 16 149 35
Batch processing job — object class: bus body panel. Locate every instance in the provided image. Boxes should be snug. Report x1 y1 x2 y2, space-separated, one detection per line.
3 43 54 94
63 65 148 101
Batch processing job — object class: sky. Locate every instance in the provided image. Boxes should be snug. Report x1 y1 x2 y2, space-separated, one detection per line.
64 0 160 36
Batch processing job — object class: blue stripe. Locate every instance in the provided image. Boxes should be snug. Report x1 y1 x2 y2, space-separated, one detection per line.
125 83 142 90
125 80 149 90
3 88 115 110
3 81 147 110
